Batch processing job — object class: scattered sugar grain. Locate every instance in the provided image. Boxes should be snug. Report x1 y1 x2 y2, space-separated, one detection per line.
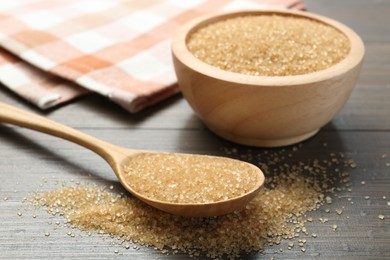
187 15 350 76
320 218 330 224
32 148 357 258
378 215 385 220
33 173 323 258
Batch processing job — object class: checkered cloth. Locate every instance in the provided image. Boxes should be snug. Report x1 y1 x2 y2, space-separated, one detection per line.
0 0 305 112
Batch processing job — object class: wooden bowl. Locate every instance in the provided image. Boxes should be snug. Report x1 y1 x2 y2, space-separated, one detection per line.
171 9 364 147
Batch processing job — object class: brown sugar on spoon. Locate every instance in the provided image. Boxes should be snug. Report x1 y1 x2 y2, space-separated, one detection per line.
122 153 260 204
0 102 264 217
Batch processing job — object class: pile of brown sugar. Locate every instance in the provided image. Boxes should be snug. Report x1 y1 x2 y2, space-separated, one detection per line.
187 14 350 76
32 146 355 258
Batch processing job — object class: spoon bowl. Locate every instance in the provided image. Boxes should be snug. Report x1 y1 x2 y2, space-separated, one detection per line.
0 102 264 217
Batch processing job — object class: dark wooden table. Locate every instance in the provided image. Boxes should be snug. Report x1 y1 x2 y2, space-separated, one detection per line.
0 0 389 259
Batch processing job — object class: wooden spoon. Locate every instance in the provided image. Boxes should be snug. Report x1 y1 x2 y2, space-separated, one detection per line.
0 102 264 217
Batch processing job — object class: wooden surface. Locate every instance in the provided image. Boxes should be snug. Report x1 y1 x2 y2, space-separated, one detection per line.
0 0 389 259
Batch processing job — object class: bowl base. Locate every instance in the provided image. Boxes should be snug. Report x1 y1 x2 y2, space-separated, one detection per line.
214 129 320 148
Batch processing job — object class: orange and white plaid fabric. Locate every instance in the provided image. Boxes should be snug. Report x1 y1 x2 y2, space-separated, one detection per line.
0 0 305 112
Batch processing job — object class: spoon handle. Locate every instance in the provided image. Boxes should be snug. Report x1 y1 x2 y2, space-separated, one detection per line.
0 102 129 164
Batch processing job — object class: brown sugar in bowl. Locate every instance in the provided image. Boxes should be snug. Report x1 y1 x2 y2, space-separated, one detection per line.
171 9 365 147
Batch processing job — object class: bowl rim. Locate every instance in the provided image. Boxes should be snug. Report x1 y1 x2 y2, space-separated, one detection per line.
172 9 365 87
